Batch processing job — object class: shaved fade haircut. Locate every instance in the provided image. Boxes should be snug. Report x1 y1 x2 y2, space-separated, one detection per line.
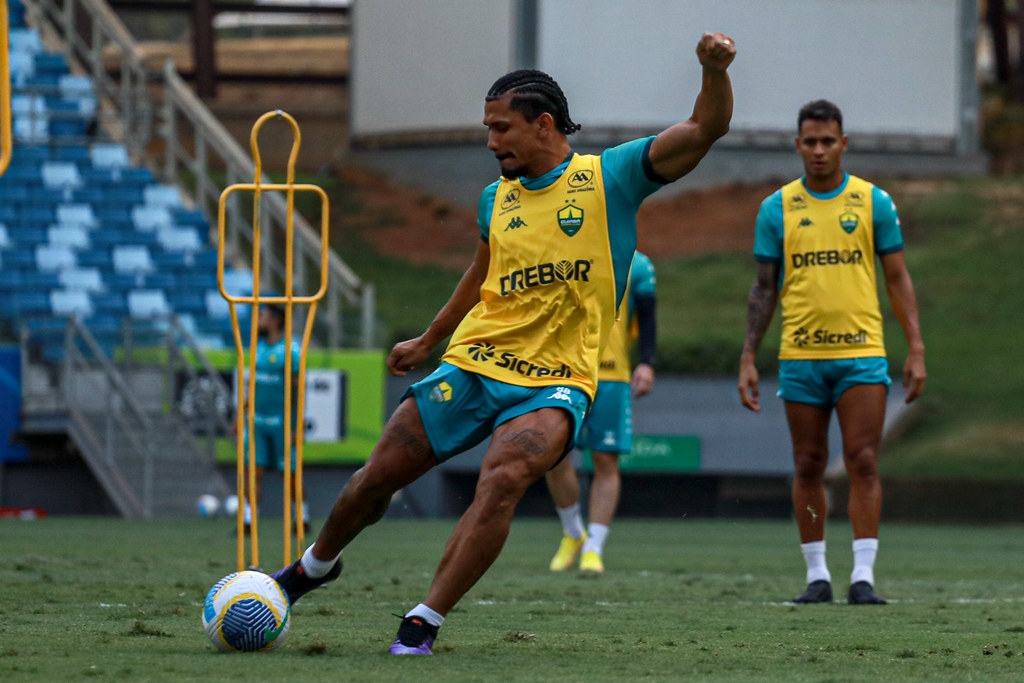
798 99 843 133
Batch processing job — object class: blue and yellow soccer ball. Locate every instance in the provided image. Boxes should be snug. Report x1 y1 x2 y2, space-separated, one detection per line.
202 570 290 652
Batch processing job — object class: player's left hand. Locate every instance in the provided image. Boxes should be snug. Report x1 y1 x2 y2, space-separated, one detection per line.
902 349 926 403
696 32 736 71
631 363 655 398
387 336 432 376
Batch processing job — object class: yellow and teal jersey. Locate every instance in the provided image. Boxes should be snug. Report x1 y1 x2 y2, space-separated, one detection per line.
598 251 656 382
251 337 301 427
753 173 904 360
443 137 665 399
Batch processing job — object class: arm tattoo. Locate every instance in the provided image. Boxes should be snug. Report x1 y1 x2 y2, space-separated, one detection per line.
500 428 548 457
743 262 779 355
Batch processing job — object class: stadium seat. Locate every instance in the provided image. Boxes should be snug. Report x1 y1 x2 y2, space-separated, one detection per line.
1 248 38 268
131 205 173 231
33 53 69 78
56 204 98 228
47 225 90 249
59 75 98 118
158 227 202 252
0 225 11 249
127 289 171 317
12 292 51 316
52 144 92 163
7 227 48 245
76 249 113 269
0 271 22 291
91 292 128 316
21 271 63 290
50 289 94 318
35 244 77 271
90 143 130 169
112 245 154 274
9 29 43 56
150 251 193 270
41 161 82 190
11 94 47 140
58 268 105 293
143 185 183 208
168 292 208 315
142 272 179 290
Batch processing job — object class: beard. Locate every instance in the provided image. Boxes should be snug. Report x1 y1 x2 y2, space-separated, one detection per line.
497 155 524 180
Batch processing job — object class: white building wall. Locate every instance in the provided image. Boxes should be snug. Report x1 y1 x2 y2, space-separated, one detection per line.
352 0 967 142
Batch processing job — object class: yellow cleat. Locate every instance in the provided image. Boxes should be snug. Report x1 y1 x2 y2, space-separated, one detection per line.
549 533 586 571
579 550 604 574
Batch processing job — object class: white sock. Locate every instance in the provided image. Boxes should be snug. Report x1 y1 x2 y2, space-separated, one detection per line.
556 503 585 539
293 502 310 521
243 503 252 524
801 540 831 584
583 523 609 556
406 603 445 628
851 538 879 586
299 544 341 578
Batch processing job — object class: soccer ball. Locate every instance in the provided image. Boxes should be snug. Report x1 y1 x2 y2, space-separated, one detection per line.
223 495 240 516
202 571 290 652
197 494 220 517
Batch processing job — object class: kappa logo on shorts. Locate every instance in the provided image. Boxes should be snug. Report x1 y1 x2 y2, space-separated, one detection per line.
547 387 573 403
428 381 453 403
602 431 616 446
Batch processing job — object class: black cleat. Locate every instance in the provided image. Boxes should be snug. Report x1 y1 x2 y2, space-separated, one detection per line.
848 581 887 605
270 556 342 605
388 615 439 655
792 580 833 604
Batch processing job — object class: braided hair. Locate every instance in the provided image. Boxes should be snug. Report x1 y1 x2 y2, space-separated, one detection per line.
486 69 581 135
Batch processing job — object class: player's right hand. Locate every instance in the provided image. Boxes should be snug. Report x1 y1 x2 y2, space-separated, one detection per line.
696 32 736 71
387 337 432 376
738 357 760 412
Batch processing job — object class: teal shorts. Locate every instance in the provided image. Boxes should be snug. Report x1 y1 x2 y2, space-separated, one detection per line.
777 357 891 409
244 422 297 471
404 362 591 462
578 380 632 454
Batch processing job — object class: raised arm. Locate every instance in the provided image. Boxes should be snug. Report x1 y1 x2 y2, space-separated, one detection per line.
738 260 780 412
648 32 735 183
387 240 490 376
880 251 926 403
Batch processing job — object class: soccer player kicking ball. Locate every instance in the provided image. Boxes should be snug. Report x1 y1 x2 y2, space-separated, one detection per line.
738 100 926 605
271 32 736 654
546 252 657 574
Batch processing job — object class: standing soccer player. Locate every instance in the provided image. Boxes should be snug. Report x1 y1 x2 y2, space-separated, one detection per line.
738 100 926 605
239 303 309 533
271 32 735 654
546 251 657 574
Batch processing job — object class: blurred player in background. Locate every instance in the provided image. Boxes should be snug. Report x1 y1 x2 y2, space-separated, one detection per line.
547 251 657 574
738 100 926 605
237 303 309 533
271 32 736 654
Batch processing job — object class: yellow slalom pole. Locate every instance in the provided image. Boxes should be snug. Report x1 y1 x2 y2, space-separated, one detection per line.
217 110 330 571
1 0 13 178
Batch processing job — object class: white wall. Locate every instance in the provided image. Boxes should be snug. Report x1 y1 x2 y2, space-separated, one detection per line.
352 0 968 143
350 0 515 136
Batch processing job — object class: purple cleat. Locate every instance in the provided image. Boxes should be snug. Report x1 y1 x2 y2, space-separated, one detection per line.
270 557 342 605
388 615 439 655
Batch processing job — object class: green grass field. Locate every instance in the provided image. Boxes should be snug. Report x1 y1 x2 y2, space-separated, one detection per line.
3 517 1024 681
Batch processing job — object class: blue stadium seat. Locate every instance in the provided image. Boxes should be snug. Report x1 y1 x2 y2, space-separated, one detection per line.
92 292 128 316
168 292 208 315
58 268 105 293
177 271 219 291
171 208 209 227
131 205 173 231
0 271 23 291
103 272 145 291
41 161 82 190
90 143 130 169
33 53 70 78
142 272 180 290
52 144 92 163
150 251 192 270
127 289 171 317
12 292 51 316
21 271 63 290
0 247 37 269
112 245 153 274
158 227 203 252
56 204 98 228
77 249 113 269
50 289 94 318
143 185 183 208
0 185 31 202
6 227 47 245
47 225 91 249
35 244 77 271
